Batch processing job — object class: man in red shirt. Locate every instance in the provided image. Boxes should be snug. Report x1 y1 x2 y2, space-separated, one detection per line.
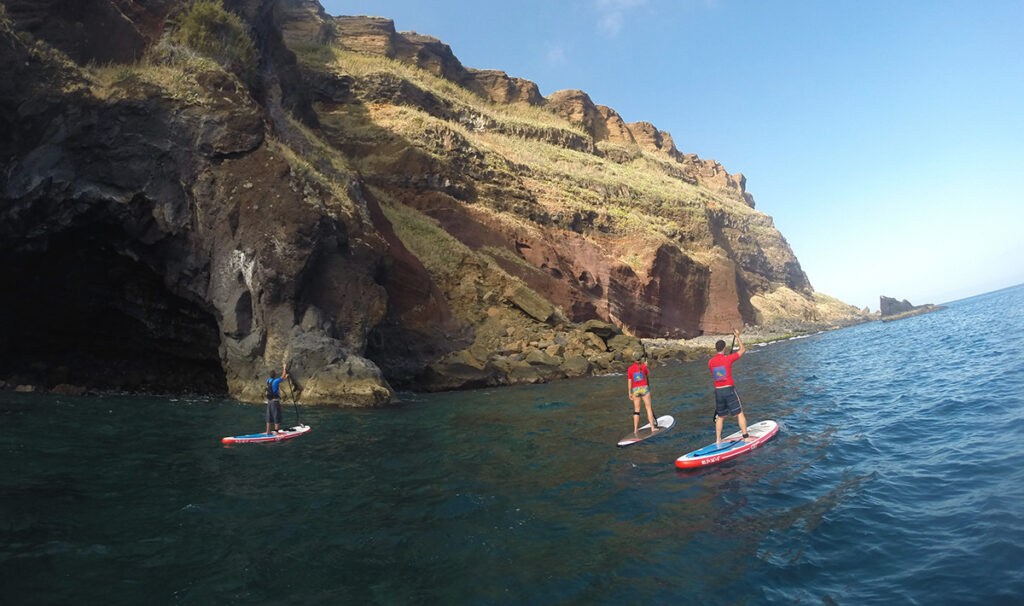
708 329 753 446
627 352 659 436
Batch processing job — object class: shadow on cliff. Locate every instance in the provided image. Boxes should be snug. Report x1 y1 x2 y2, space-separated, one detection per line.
300 99 477 387
0 223 228 393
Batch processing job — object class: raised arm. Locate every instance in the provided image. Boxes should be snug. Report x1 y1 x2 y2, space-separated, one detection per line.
734 329 746 358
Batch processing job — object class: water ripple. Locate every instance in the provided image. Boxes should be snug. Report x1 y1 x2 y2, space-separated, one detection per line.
3 286 1024 603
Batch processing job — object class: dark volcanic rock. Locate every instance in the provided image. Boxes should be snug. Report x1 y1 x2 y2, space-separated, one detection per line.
880 296 916 317
879 295 946 322
3 0 156 64
0 4 398 405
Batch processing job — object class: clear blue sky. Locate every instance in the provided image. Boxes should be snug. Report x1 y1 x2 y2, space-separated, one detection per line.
321 0 1024 311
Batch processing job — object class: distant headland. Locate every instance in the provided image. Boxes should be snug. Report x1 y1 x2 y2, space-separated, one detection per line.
879 296 947 322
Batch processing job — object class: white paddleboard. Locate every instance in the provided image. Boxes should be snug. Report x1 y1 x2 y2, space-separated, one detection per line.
617 415 675 447
222 424 311 445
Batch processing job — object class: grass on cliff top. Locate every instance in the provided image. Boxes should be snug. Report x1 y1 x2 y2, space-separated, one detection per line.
288 40 764 227
289 42 584 135
321 99 699 252
295 41 775 262
476 129 709 210
85 41 223 104
300 48 756 227
812 291 868 317
354 104 678 241
474 129 716 226
87 0 258 100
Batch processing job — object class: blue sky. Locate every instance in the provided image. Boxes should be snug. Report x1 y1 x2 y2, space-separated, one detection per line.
321 0 1024 311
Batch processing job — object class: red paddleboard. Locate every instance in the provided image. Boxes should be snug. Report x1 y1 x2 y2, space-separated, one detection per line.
675 420 778 469
222 424 311 445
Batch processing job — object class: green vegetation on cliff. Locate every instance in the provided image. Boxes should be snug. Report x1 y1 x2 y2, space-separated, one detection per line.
0 0 873 402
172 0 257 72
286 21 861 340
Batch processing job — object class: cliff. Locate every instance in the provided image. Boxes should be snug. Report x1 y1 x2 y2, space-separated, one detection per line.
0 0 868 403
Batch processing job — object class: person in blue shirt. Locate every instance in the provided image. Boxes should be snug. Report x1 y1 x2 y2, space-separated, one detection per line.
265 363 289 434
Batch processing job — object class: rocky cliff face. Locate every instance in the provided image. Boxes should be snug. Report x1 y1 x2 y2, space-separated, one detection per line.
0 0 868 403
880 296 916 317
0 0 403 404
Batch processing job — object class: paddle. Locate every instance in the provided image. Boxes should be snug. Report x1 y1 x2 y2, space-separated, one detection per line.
284 361 302 426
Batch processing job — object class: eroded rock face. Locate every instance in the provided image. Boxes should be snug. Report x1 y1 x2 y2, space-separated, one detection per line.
682 154 754 207
546 89 603 136
3 0 153 64
594 105 635 144
464 68 543 106
0 0 868 401
277 0 332 46
625 121 677 156
879 296 915 317
331 14 544 108
0 2 400 405
287 2 854 350
878 296 945 322
541 89 754 205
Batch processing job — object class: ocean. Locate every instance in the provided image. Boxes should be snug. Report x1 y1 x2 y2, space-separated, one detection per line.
3 284 1023 604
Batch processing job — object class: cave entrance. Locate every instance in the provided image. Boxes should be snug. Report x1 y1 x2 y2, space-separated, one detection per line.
0 226 227 395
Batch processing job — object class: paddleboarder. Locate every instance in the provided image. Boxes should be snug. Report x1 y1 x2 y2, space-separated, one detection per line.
265 363 289 435
709 329 753 446
627 352 659 436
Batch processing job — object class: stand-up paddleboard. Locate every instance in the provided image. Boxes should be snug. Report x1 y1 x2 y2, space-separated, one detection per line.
222 424 311 445
617 415 675 447
675 420 777 468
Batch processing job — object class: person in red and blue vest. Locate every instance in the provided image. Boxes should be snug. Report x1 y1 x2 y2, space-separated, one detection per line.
265 363 289 435
708 329 754 446
626 351 660 436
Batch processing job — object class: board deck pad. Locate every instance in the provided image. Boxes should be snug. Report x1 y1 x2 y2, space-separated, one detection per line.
222 424 311 445
617 415 676 447
675 420 777 468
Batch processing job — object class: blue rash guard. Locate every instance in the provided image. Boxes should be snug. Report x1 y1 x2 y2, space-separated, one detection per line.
267 377 284 400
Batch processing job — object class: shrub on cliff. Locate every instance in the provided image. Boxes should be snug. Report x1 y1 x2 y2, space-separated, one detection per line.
172 0 257 74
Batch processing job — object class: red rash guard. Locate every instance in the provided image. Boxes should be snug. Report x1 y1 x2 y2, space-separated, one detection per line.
708 352 741 387
627 363 649 388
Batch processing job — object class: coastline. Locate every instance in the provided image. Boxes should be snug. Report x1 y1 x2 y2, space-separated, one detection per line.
1 320 875 399
642 325 840 363
881 305 947 322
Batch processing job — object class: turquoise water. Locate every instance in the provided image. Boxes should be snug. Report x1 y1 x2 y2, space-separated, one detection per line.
3 284 1023 604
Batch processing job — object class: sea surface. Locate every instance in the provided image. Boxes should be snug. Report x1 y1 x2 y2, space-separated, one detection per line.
3 285 1023 605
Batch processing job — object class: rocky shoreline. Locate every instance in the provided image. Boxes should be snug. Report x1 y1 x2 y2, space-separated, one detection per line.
0 316 872 399
881 305 947 322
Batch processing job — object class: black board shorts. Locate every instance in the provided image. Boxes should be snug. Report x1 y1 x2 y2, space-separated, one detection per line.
266 399 282 424
714 386 743 417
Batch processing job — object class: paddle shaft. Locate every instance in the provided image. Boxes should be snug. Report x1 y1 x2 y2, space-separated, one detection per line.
287 382 300 424
285 362 301 425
